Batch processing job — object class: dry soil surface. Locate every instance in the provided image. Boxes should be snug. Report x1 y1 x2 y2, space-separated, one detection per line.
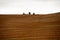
0 13 60 40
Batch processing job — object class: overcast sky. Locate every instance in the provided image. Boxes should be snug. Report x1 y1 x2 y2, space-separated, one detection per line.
0 0 60 14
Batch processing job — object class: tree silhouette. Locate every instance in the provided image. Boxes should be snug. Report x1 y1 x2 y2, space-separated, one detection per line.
33 13 35 15
23 13 25 15
29 12 31 15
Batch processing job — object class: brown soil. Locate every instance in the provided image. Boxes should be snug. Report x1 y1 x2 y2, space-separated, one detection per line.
0 13 60 40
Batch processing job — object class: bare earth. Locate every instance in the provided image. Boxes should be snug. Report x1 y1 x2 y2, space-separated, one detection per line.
0 13 60 40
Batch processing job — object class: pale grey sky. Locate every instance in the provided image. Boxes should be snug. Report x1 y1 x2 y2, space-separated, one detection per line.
0 0 60 14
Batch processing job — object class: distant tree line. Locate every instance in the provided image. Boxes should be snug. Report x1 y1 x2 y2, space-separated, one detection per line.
23 12 35 15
